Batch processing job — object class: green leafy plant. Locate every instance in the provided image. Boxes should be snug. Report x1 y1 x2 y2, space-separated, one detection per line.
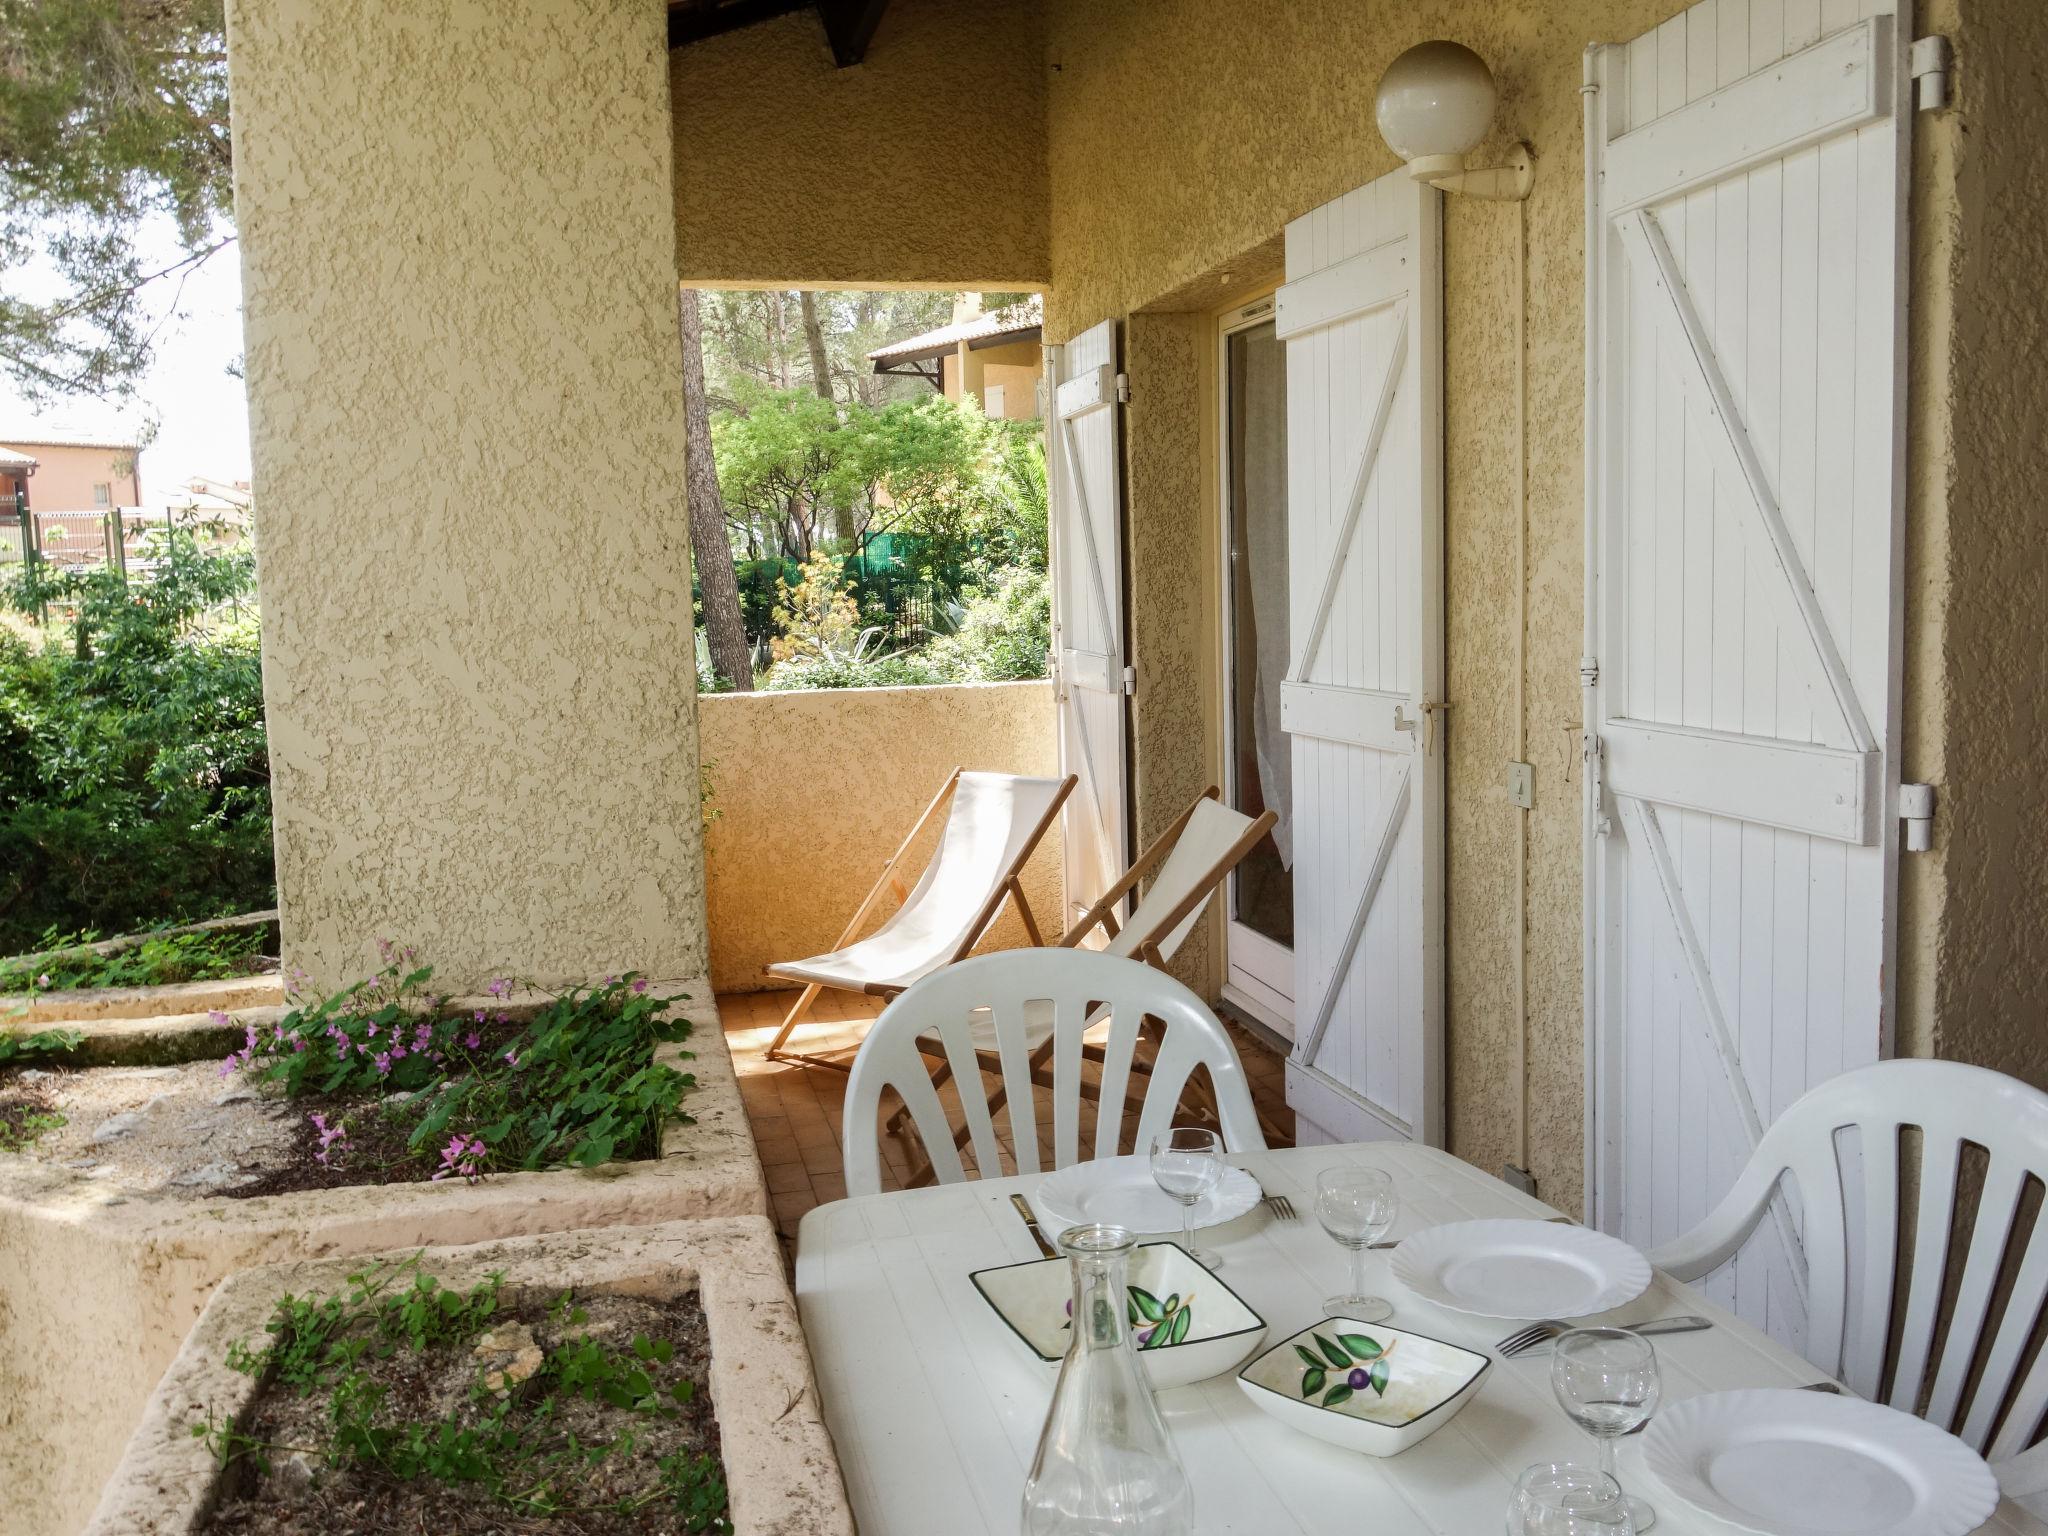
0 1026 83 1066
1295 1330 1393 1408
201 1260 729 1530
225 944 698 1180
0 923 266 995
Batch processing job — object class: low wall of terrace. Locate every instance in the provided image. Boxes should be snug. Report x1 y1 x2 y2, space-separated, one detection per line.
697 680 1061 993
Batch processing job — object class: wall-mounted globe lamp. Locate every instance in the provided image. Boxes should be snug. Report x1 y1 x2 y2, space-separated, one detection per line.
1374 41 1534 201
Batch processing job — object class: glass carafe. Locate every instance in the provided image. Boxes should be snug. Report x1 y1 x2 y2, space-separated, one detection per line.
1021 1223 1193 1536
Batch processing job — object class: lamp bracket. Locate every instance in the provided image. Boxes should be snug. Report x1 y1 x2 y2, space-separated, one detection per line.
1413 142 1535 202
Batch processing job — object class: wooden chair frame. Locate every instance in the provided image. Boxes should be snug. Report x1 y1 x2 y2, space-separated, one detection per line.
762 767 1074 1072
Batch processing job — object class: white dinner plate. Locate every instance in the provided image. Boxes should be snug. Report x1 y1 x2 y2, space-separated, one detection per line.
1389 1218 1651 1320
1032 1156 1262 1241
1639 1388 1999 1536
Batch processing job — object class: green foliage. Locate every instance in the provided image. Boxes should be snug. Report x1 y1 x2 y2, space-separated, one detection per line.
230 950 699 1177
0 1026 83 1065
0 530 272 952
0 922 265 994
0 0 234 399
204 1259 729 1529
923 566 1052 683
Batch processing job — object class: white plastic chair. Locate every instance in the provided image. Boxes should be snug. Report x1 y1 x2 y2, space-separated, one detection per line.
1651 1059 2048 1505
843 948 1268 1199
763 768 1074 1070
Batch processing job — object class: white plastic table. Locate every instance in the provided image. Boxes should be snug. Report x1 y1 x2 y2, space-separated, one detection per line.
796 1142 2045 1535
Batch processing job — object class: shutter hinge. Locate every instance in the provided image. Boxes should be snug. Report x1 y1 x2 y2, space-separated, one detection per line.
1900 782 1936 853
1579 654 1600 689
1910 36 1953 112
1115 372 1131 404
1121 664 1136 696
1585 732 1612 837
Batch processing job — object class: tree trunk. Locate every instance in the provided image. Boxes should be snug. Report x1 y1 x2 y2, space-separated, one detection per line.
798 290 859 547
678 288 754 692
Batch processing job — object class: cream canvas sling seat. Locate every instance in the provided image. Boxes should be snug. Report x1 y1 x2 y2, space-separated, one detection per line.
895 788 1280 1180
762 767 1075 1071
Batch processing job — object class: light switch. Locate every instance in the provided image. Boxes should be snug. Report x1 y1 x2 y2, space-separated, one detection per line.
1508 761 1534 810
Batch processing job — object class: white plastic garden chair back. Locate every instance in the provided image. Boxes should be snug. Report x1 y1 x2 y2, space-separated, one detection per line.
1651 1058 2048 1492
843 948 1267 1199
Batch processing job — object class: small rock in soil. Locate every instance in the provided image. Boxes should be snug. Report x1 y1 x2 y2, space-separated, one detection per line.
472 1322 545 1398
18 1069 50 1083
213 1088 254 1106
91 1112 145 1144
171 1160 247 1189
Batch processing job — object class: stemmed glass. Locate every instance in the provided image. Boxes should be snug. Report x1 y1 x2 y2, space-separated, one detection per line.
1314 1166 1397 1322
1149 1127 1224 1270
1508 1463 1637 1535
1550 1328 1661 1532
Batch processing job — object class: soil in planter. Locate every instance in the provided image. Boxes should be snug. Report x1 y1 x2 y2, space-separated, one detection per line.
203 1278 729 1535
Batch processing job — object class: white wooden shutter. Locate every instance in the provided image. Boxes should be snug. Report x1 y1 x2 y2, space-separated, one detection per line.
1279 171 1445 1147
1048 321 1129 924
1587 0 1910 1350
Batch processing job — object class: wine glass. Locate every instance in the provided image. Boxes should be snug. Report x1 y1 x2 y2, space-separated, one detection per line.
1149 1127 1224 1269
1508 1463 1637 1535
1314 1166 1397 1321
1550 1328 1661 1532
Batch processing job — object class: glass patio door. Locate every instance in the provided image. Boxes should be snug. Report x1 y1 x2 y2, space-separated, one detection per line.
1219 296 1294 1035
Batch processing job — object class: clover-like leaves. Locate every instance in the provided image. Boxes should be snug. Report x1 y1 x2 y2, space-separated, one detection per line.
1296 1331 1390 1407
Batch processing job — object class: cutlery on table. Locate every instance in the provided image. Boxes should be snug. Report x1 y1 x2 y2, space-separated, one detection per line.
1368 1213 1575 1250
1496 1314 1713 1358
1623 1376 1846 1437
1262 1194 1297 1222
1011 1193 1057 1258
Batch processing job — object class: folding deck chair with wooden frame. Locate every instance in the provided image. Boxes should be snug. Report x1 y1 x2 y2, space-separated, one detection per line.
760 767 1076 1072
893 786 1283 1181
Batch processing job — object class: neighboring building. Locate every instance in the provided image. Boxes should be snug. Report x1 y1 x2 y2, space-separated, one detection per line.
866 293 1042 420
0 432 143 512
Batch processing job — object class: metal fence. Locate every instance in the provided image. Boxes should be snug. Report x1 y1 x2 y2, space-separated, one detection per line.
3 496 249 621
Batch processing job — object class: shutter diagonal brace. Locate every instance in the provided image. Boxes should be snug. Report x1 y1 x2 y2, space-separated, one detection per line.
1054 377 1124 894
1289 306 1409 686
1295 761 1412 1072
1620 209 1875 756
1620 792 1809 1312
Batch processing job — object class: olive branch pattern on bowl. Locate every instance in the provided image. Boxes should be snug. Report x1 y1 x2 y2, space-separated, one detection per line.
1063 1285 1193 1350
1294 1330 1394 1407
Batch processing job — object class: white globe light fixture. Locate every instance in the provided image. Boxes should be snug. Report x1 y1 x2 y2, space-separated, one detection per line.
1374 41 1533 201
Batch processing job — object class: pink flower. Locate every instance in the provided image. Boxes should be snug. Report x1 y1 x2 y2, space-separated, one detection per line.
487 978 511 999
208 1009 231 1027
372 1051 392 1076
631 978 649 995
503 1050 520 1068
432 1133 487 1184
35 973 50 989
464 1031 481 1050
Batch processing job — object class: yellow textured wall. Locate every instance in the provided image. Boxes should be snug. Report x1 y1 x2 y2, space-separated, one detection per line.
1041 0 2044 1210
697 683 1061 993
671 0 1049 287
227 0 707 989
1911 0 2048 1085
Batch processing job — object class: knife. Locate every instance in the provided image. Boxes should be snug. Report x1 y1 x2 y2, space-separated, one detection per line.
1011 1193 1058 1258
1369 1214 1576 1250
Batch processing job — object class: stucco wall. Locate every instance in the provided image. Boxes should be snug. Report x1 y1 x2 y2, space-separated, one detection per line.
1911 0 2048 1088
6 442 141 513
1040 0 2047 1211
226 0 708 990
671 0 1048 288
697 681 1061 993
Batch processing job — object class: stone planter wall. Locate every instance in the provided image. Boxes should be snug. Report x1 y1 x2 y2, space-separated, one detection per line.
0 981 764 1536
83 1217 853 1536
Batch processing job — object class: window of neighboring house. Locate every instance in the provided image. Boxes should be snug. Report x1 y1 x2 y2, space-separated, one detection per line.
92 483 111 508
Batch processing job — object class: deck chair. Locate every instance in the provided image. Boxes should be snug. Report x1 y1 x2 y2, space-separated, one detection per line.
896 787 1280 1179
762 767 1075 1071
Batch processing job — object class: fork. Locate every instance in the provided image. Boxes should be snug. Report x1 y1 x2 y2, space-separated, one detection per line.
1622 1377 1842 1436
1262 1193 1297 1222
1496 1314 1713 1358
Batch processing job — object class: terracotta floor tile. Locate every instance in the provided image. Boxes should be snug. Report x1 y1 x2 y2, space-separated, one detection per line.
761 1160 812 1196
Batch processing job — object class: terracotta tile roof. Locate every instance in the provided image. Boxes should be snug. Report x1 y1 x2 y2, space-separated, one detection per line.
0 446 38 469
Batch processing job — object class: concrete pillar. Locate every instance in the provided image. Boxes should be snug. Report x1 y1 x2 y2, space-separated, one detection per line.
227 0 707 988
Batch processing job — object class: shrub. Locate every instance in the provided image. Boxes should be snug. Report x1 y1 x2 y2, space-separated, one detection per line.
923 566 1051 682
0 531 272 950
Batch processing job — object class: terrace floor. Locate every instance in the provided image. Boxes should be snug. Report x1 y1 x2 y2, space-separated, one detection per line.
717 988 1297 1262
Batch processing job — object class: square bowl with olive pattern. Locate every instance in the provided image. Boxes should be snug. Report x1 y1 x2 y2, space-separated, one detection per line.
1236 1318 1490 1456
970 1241 1267 1390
